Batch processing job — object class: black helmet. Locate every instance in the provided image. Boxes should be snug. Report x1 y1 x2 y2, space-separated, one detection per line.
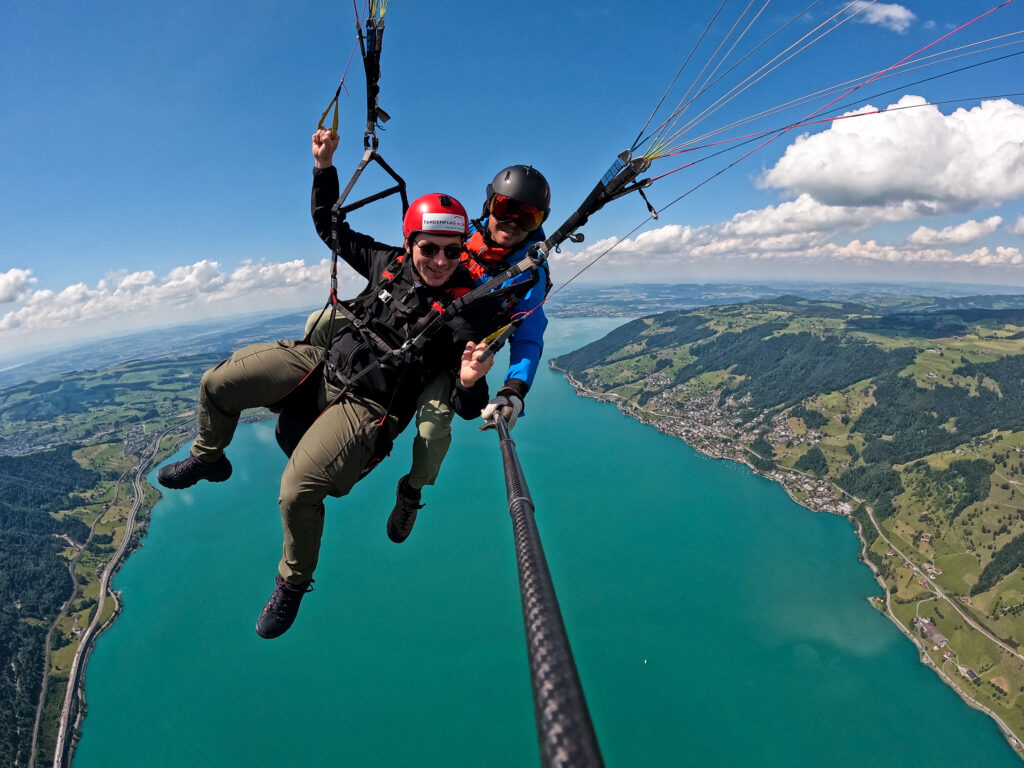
484 165 551 220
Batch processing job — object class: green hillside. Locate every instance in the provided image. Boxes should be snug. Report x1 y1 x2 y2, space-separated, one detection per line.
0 355 224 767
0 310 311 767
553 297 1024 745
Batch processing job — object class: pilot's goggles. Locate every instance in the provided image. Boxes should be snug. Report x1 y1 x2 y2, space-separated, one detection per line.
490 195 545 232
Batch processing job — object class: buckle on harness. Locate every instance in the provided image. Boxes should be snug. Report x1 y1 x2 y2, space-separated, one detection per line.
397 339 416 362
378 289 392 303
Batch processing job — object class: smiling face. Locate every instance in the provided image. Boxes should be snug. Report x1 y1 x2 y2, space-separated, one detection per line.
486 215 529 248
409 233 464 287
484 193 545 249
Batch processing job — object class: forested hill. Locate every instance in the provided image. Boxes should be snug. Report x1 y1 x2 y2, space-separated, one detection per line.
553 297 1024 736
0 309 310 766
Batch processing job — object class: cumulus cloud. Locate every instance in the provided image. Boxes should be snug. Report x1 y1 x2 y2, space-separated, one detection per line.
723 193 927 238
549 218 1024 277
760 97 1024 211
0 268 37 303
826 241 1023 267
907 216 1003 246
0 258 340 337
8 93 1024 352
849 2 916 33
564 194 1002 271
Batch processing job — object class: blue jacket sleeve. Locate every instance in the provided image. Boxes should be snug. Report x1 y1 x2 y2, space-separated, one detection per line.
504 265 549 391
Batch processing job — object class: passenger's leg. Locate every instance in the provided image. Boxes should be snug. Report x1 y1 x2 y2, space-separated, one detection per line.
192 341 323 462
276 395 388 583
257 395 389 638
303 307 350 348
407 372 455 490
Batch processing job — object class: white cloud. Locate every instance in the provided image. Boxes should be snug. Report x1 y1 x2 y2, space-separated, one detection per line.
954 246 1024 267
8 93 1024 354
0 268 36 303
825 241 1023 267
550 220 1024 277
723 193 924 238
0 258 345 341
849 2 916 33
760 97 1024 211
907 216 1003 246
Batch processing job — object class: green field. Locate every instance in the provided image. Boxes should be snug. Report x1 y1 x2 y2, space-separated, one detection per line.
553 298 1024 744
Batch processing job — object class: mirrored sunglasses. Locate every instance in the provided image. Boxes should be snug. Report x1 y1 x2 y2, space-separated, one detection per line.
490 194 545 232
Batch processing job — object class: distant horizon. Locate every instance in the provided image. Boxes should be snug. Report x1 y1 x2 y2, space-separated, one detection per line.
5 277 1024 369
4 3 1023 360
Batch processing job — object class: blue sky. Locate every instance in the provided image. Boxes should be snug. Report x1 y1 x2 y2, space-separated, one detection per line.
2 0 1023 355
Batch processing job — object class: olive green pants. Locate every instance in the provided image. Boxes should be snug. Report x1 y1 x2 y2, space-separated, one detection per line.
304 309 455 490
192 340 397 583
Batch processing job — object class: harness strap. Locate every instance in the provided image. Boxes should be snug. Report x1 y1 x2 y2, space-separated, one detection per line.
331 301 396 360
358 14 387 150
319 8 409 358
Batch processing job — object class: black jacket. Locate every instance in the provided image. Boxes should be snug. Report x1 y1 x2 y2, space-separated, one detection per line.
311 166 491 426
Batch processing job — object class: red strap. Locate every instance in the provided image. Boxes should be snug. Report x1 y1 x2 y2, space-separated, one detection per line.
465 230 512 264
459 253 488 282
379 252 404 282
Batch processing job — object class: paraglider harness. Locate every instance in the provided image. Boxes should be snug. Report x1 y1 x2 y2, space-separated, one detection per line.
273 146 655 454
404 149 656 362
270 7 554 467
271 9 410 467
271 9 655 761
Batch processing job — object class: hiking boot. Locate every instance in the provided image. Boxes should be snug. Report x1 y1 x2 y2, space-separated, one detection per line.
156 454 232 489
387 474 424 544
256 575 314 639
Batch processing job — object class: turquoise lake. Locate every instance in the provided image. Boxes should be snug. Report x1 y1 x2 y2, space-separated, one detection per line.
74 318 1019 766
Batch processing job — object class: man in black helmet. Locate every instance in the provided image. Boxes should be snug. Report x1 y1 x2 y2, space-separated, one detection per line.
385 164 553 542
310 130 552 543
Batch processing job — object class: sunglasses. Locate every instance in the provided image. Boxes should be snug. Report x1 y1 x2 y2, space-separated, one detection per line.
490 194 545 232
416 241 463 260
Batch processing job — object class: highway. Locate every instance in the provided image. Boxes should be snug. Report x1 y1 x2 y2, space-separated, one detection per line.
50 428 169 768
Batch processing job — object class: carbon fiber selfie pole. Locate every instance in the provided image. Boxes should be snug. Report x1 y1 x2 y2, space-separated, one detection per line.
495 415 604 768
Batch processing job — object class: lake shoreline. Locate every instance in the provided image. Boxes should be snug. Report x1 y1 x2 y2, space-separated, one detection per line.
554 364 1024 761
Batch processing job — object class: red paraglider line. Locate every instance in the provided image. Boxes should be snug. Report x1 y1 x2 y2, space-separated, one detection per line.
540 0 1019 306
649 0 1017 181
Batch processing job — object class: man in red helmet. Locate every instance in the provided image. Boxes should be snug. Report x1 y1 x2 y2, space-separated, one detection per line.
310 130 552 544
156 178 495 639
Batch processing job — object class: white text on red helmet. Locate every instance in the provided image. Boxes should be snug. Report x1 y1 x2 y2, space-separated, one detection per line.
420 213 465 232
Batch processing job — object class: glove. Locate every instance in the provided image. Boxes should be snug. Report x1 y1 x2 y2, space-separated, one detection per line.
481 392 524 429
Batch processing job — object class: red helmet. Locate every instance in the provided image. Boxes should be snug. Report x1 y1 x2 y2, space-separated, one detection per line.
403 193 469 243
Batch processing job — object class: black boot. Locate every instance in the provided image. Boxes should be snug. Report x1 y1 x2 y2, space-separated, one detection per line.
157 454 232 489
387 475 424 543
256 575 313 639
